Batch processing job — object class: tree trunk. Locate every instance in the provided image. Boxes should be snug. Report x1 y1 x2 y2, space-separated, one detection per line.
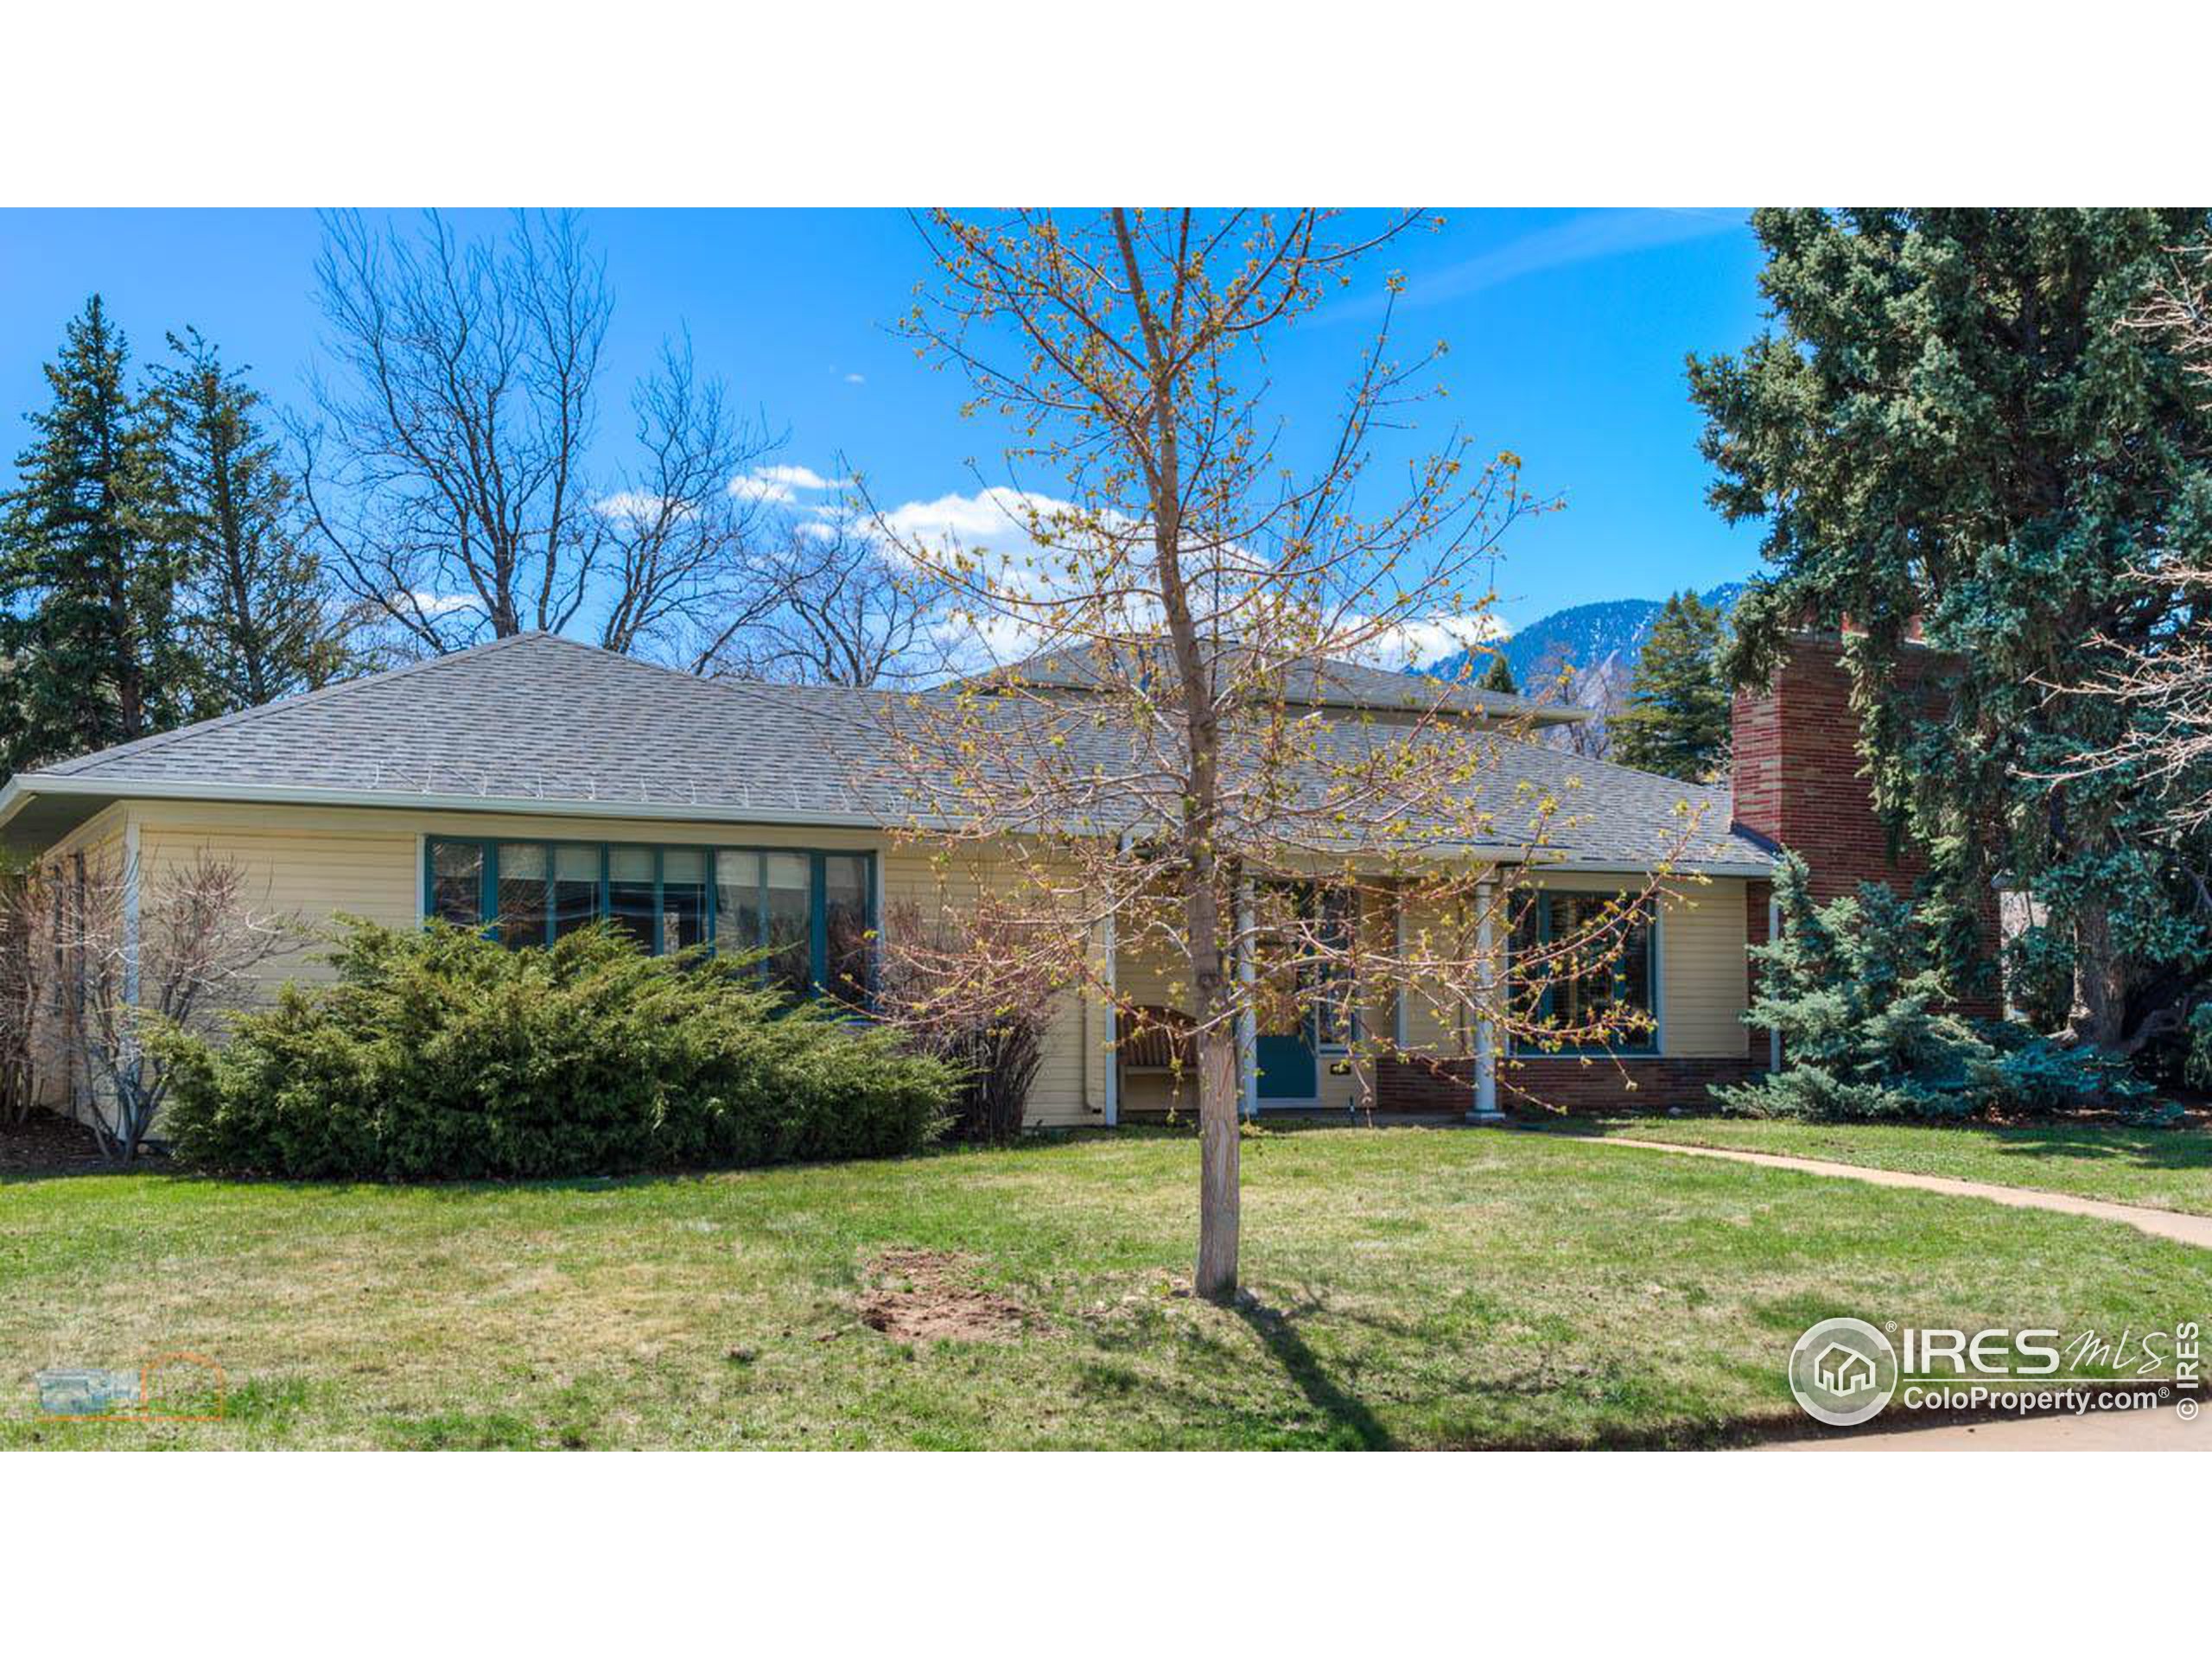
1194 1019 1242 1301
2071 899 2129 1048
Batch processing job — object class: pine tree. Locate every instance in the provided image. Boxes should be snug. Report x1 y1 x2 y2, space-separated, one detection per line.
1611 589 1730 780
1716 854 1985 1120
1716 854 2148 1120
152 330 350 711
0 297 197 777
1478 653 1517 696
1691 210 2212 1049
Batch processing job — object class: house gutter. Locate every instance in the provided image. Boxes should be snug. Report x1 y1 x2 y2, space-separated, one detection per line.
0 775 1777 879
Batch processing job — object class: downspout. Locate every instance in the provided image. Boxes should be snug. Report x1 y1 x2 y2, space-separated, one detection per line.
1236 879 1257 1119
121 820 142 1012
1766 893 1783 1073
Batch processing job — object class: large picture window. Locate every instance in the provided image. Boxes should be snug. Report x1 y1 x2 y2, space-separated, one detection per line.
425 837 874 1005
1509 889 1656 1053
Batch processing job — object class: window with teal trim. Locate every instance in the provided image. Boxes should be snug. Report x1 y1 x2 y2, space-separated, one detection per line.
1313 886 1358 1048
423 837 874 1004
1509 890 1656 1053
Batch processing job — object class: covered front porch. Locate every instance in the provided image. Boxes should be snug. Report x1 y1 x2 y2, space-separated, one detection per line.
1093 877 1505 1124
1076 864 1763 1125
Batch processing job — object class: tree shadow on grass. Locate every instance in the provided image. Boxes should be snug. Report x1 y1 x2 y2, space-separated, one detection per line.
1982 1125 2212 1173
1230 1294 1395 1451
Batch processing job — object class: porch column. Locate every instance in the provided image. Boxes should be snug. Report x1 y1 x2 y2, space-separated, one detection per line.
1104 830 1133 1125
1236 880 1258 1119
1471 874 1502 1122
1101 911 1119 1126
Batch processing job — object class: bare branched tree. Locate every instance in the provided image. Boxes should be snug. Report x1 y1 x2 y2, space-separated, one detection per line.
2067 251 2212 833
700 513 950 686
596 339 789 668
297 212 783 664
0 865 38 1126
4 852 306 1160
880 208 1700 1300
875 895 1068 1143
1541 655 1632 762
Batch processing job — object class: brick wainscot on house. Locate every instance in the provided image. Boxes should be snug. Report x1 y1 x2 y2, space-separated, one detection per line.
0 630 1975 1131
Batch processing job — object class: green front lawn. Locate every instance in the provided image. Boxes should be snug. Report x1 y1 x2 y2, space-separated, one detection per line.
3 1126 2204 1450
1547 1116 2212 1217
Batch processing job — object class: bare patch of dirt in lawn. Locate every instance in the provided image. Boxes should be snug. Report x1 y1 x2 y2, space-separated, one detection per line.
857 1249 1029 1344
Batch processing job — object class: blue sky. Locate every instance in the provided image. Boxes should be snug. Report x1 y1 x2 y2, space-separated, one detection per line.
0 208 1770 635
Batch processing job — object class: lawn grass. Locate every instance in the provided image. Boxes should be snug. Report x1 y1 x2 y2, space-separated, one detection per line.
3 1125 2204 1450
1545 1116 2212 1217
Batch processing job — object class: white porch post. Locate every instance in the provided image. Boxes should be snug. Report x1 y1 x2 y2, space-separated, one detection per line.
1101 908 1120 1126
1470 874 1502 1122
1392 882 1409 1050
1236 880 1258 1119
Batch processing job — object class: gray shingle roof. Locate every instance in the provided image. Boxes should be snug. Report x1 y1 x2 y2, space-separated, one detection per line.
976 643 1588 724
6 632 1770 871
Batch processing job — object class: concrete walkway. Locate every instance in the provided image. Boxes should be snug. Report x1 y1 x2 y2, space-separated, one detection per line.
1759 1407 2207 1452
1581 1135 2211 1450
1595 1136 2212 1249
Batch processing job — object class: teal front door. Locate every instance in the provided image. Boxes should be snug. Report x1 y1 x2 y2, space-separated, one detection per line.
1252 896 1318 1102
1254 1025 1317 1101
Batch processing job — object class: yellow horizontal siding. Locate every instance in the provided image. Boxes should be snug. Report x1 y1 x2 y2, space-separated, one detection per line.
1395 869 1751 1062
877 842 1100 1128
26 804 130 1115
54 800 1752 1131
122 803 1107 1128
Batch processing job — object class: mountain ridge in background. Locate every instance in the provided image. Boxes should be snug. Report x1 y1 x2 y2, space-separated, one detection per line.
1427 581 1748 691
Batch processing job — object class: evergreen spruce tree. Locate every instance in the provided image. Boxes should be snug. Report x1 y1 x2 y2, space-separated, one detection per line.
1478 653 1517 696
0 297 197 776
1611 589 1730 780
1718 854 2149 1120
1692 210 2212 1050
152 329 349 710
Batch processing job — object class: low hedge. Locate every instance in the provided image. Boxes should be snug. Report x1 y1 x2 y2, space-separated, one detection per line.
157 920 954 1179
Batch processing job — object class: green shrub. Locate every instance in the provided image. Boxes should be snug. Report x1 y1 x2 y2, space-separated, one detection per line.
1714 855 2156 1122
1968 1030 2152 1119
157 920 953 1179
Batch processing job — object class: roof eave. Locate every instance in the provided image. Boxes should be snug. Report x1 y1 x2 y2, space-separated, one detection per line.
0 774 1774 876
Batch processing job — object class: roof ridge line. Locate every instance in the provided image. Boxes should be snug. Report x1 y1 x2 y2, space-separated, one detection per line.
32 632 547 781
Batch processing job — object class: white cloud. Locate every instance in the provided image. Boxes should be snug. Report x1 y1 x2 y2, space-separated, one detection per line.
874 486 1072 550
1344 613 1512 672
843 372 866 385
728 463 842 503
593 490 693 529
867 488 1520 676
859 487 1112 669
406 590 478 619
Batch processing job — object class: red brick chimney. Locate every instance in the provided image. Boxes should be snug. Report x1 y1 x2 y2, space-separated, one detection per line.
1731 632 2001 1014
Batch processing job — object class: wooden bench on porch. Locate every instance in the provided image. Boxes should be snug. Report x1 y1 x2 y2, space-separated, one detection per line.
1116 1006 1198 1074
